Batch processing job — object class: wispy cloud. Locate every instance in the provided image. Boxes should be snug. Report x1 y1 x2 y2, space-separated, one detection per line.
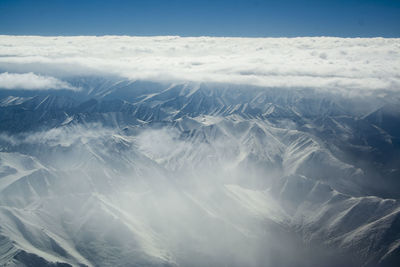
0 123 111 146
0 36 399 92
0 72 78 90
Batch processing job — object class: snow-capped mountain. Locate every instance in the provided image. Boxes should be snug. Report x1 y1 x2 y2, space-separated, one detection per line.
0 78 399 267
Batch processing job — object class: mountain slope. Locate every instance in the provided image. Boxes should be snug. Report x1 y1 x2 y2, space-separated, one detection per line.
0 80 399 266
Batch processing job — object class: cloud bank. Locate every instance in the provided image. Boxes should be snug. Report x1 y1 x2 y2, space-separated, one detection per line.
0 36 399 92
0 72 77 90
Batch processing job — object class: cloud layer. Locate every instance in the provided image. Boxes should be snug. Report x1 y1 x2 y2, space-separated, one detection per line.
0 72 77 90
0 36 399 92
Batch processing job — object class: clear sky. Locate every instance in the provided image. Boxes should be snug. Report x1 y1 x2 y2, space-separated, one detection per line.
0 0 399 37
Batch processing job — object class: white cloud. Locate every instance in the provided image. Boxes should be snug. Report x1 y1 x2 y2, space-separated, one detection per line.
0 72 78 90
0 123 112 146
0 36 399 92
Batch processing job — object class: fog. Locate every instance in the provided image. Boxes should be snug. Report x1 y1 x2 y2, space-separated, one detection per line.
0 121 364 267
0 73 399 265
0 33 399 266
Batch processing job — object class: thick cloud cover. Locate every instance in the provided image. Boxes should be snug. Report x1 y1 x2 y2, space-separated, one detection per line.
0 36 399 92
0 72 77 90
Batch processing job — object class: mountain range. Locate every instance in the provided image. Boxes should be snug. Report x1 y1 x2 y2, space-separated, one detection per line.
0 78 399 266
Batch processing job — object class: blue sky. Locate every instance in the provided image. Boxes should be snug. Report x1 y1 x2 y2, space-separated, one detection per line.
0 0 399 37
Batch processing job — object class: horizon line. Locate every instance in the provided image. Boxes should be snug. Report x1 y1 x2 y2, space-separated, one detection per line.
1 34 398 39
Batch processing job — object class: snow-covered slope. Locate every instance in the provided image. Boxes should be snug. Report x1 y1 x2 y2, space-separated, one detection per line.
0 80 399 266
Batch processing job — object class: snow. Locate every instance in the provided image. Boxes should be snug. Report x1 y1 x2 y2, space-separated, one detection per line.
0 79 399 266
